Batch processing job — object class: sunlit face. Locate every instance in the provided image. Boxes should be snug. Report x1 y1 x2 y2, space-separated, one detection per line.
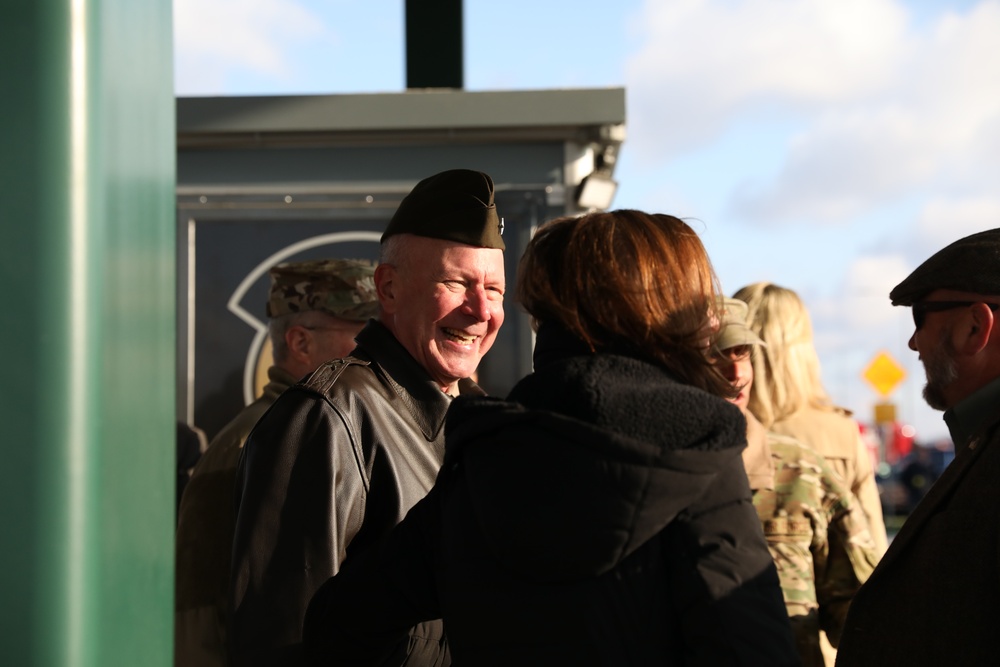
377 237 505 393
714 344 754 412
908 290 962 411
915 327 959 411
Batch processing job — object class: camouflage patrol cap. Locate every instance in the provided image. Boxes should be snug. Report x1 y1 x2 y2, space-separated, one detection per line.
717 297 766 351
890 228 1000 305
266 258 378 321
381 169 505 250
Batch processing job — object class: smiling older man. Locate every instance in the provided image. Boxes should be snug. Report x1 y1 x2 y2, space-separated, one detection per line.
837 228 1000 666
229 169 506 667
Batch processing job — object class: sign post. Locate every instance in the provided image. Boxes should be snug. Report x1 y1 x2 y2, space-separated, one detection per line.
863 350 907 463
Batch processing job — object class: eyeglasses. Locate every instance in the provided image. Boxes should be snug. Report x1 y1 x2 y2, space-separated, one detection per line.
911 301 1000 330
301 325 359 334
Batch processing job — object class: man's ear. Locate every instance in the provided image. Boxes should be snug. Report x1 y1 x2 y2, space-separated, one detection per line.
374 263 397 315
284 325 313 365
959 302 996 355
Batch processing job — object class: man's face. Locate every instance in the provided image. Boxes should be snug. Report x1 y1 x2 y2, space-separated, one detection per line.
910 314 958 411
921 334 959 411
715 344 754 412
908 290 963 410
378 237 505 392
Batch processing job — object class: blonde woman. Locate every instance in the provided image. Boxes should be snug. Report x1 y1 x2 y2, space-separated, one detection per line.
733 282 888 555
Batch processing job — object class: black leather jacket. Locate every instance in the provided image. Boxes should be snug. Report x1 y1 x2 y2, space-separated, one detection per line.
230 320 478 666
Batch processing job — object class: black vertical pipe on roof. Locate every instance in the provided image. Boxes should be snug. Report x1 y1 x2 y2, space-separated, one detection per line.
405 0 463 89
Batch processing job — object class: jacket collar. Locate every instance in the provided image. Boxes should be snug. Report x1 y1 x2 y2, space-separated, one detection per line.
267 364 301 389
354 319 484 440
261 365 301 402
944 374 1000 453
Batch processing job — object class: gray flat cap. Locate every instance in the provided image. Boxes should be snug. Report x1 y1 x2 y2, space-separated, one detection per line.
890 228 1000 306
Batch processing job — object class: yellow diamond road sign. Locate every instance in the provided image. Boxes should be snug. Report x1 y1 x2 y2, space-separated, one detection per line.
863 351 906 397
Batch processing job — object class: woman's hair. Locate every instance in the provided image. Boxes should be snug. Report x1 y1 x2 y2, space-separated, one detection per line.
732 282 834 427
517 209 732 396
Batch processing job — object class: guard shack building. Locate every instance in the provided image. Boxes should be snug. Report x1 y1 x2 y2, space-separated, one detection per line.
176 87 626 439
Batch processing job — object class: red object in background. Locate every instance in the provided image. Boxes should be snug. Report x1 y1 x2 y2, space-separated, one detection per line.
857 422 881 469
891 422 915 462
859 421 916 466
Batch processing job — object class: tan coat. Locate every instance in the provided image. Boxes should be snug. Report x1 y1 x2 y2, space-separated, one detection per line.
770 407 888 555
769 406 887 667
743 414 878 667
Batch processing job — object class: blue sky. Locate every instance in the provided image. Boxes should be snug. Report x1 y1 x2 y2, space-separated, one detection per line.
175 0 1000 443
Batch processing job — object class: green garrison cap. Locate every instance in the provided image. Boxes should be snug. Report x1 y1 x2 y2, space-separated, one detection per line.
716 297 766 351
890 228 1000 306
266 258 378 321
381 169 505 250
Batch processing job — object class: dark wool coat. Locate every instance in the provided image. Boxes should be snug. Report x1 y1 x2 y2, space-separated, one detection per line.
836 409 1000 666
304 344 798 666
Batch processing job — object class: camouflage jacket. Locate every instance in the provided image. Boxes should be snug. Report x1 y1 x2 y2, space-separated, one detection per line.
743 414 880 667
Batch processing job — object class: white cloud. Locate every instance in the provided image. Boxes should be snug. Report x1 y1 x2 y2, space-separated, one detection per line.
174 0 334 95
839 255 913 331
625 0 1000 226
792 254 910 358
625 0 908 158
728 108 934 222
802 253 926 434
914 196 1000 249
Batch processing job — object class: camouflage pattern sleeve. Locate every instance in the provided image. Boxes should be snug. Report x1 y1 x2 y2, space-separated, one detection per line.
753 433 880 667
815 472 880 647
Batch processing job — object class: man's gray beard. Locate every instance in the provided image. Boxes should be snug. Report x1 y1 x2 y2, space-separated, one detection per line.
922 336 959 411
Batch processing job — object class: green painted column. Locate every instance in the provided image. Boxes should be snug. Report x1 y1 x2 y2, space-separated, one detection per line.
1 1 175 665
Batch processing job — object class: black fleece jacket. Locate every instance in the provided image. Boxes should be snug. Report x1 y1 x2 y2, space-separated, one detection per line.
304 344 797 666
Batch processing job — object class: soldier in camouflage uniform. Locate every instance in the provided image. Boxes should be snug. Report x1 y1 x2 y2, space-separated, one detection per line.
714 298 880 667
174 258 378 667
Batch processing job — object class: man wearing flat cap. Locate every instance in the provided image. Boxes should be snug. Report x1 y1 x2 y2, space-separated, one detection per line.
230 169 506 667
713 299 878 667
175 258 377 667
837 228 1000 666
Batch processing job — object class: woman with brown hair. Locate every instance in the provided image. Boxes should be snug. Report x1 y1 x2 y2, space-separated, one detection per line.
303 210 796 666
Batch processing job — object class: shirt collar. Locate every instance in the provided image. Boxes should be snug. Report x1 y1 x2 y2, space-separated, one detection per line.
944 374 1000 450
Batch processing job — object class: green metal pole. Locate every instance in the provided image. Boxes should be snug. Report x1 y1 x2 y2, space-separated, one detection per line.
1 1 175 665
